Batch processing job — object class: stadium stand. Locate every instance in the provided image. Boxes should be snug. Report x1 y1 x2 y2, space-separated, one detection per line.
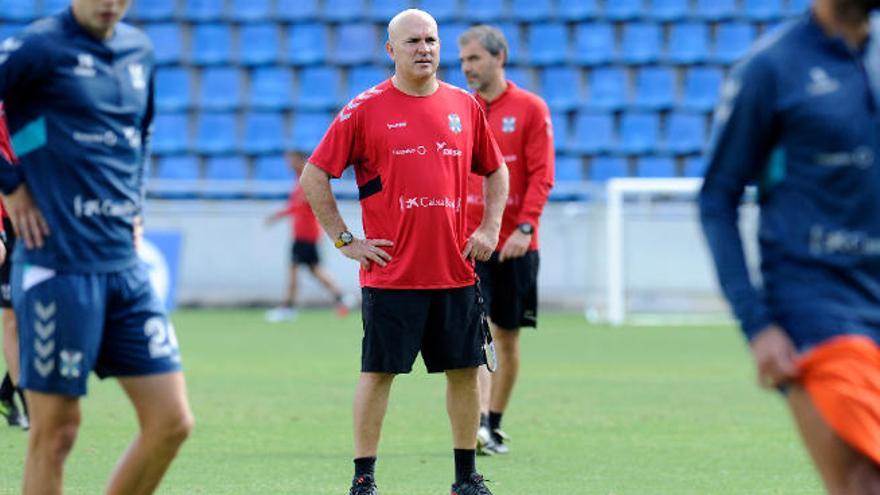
199 67 243 111
155 67 193 112
238 23 281 66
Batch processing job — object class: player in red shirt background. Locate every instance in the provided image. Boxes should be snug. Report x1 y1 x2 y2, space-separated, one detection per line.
264 151 353 322
300 9 509 495
459 25 555 456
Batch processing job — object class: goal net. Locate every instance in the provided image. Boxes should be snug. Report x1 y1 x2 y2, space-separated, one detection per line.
600 177 760 326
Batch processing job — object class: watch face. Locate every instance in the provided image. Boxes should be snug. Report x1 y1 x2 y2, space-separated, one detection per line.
519 224 533 234
340 231 353 243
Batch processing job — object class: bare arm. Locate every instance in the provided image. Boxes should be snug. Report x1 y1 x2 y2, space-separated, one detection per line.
463 163 508 262
300 162 392 270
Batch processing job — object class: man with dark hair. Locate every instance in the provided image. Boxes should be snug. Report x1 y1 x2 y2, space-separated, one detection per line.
459 24 554 456
301 9 508 495
701 0 880 492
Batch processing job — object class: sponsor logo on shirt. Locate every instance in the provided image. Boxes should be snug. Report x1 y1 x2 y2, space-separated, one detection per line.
73 195 138 218
123 127 142 148
392 145 427 156
74 53 96 77
128 63 146 90
815 146 874 169
502 116 516 133
810 225 880 256
503 154 517 163
807 67 840 96
448 113 462 134
436 141 462 157
398 195 461 212
386 121 407 129
73 130 117 146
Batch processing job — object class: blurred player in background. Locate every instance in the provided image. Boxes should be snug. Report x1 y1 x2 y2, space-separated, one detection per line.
264 151 354 322
700 0 880 492
301 9 508 495
458 25 554 456
0 1 193 493
0 102 28 430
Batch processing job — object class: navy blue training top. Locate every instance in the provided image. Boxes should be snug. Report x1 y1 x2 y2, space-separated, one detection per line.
0 8 154 272
700 13 880 349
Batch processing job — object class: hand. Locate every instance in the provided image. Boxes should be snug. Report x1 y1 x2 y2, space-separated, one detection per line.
340 237 393 271
3 184 49 249
0 236 6 266
750 324 799 389
498 229 531 262
133 215 143 251
462 225 498 263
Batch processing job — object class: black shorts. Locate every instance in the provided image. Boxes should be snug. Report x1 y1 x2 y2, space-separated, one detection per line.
475 250 539 330
0 217 14 308
291 240 319 266
360 285 486 374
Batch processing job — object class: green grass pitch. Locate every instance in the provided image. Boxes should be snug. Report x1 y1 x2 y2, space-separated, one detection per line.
0 310 822 494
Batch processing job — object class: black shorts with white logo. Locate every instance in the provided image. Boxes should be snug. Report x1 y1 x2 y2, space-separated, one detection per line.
291 240 320 266
360 285 486 374
475 250 539 330
0 216 14 308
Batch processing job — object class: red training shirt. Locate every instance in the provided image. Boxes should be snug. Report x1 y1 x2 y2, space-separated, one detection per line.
309 79 504 289
275 182 322 243
466 81 554 250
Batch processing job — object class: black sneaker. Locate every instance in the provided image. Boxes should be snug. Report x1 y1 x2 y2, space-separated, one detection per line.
451 473 493 495
349 474 378 495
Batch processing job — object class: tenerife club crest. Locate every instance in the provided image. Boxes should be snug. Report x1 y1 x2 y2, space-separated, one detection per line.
448 113 462 134
502 116 516 133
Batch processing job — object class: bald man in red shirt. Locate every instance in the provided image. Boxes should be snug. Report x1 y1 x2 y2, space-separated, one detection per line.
459 25 555 456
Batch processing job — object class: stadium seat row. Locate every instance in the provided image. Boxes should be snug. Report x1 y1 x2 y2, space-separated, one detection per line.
0 0 812 24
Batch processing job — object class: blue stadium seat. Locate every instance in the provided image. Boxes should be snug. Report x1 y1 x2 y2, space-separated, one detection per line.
238 24 280 66
440 23 469 65
182 0 225 22
276 0 320 22
463 0 506 22
249 66 294 111
151 113 190 155
199 67 242 111
586 67 628 111
743 0 783 21
195 112 239 155
369 0 413 22
334 23 378 65
558 0 600 21
346 65 390 101
230 0 273 22
590 156 629 181
632 66 675 110
666 22 709 64
694 0 737 21
571 111 615 155
322 0 367 23
605 0 644 21
683 156 706 177
0 0 37 21
510 0 553 22
190 24 233 66
128 0 176 21
573 23 615 66
243 112 286 155
285 23 328 66
712 22 756 64
204 157 248 198
443 67 469 90
416 0 461 22
144 23 183 65
505 67 534 92
254 155 294 181
41 0 68 15
636 156 676 177
498 22 522 65
157 155 200 180
648 0 690 22
620 22 662 65
526 23 568 66
619 112 659 155
155 68 192 112
785 0 810 14
540 67 582 112
289 111 334 153
294 67 341 110
664 112 706 155
680 66 722 111
555 156 584 181
550 112 570 153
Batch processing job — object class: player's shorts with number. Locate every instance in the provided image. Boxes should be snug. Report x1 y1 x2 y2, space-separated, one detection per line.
12 262 182 396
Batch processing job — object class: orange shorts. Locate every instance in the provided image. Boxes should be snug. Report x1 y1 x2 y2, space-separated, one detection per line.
798 335 880 465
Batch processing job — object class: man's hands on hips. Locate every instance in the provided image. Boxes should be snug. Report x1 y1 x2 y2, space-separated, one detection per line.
750 324 799 389
498 230 531 262
3 184 49 249
341 237 393 271
463 224 498 263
